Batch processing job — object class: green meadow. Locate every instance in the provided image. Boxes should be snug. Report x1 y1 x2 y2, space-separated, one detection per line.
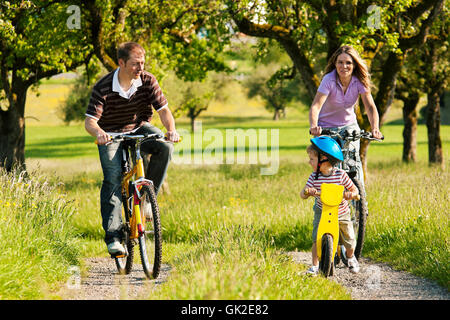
0 78 448 299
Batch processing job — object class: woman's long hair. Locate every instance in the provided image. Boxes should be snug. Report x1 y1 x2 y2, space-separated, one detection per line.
323 45 372 90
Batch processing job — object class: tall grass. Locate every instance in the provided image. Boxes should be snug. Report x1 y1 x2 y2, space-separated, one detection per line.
364 164 450 288
23 121 450 299
0 169 80 299
21 82 450 298
152 225 349 299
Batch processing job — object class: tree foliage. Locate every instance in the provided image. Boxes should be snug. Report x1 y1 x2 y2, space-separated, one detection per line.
0 0 90 170
216 0 445 169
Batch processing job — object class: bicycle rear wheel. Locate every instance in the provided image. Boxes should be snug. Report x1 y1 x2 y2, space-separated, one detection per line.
319 234 334 277
137 184 162 279
351 178 367 259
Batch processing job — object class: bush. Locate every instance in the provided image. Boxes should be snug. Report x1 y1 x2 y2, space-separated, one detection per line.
60 76 93 124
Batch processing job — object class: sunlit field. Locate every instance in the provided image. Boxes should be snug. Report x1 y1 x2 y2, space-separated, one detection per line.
1 77 447 299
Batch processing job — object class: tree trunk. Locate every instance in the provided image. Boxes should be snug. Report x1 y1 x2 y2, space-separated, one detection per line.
359 139 369 181
426 90 443 166
402 94 420 162
273 109 280 121
190 116 197 133
0 84 27 171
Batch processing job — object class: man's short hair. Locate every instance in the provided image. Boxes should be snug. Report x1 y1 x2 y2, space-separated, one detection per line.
117 42 145 63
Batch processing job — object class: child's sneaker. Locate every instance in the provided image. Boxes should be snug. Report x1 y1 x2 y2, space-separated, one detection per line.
305 265 319 276
347 256 360 273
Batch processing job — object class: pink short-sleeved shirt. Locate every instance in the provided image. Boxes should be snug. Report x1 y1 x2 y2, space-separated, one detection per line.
317 69 368 127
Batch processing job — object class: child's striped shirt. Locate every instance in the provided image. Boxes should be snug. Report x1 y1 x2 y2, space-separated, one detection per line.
305 168 355 215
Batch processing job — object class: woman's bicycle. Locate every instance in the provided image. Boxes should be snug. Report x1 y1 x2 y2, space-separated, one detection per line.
103 132 165 279
320 128 383 262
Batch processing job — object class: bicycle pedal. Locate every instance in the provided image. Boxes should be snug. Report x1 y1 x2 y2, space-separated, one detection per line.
110 253 127 259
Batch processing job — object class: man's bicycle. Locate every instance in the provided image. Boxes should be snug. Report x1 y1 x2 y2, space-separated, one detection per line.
320 128 383 262
103 133 166 279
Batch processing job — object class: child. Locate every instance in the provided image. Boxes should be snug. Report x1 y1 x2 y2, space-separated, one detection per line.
300 136 360 275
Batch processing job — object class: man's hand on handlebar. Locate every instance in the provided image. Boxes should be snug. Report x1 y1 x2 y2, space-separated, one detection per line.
96 131 111 145
165 130 181 143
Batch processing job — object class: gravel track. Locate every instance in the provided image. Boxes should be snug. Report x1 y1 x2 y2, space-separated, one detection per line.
288 251 449 300
61 258 171 300
60 253 448 300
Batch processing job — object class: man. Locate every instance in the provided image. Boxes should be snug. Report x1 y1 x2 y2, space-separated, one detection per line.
85 42 179 255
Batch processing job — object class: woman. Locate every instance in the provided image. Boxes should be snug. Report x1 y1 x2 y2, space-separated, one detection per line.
309 45 382 186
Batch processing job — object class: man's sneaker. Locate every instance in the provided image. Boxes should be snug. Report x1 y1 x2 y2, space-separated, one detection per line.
107 241 125 255
347 255 360 274
305 265 319 276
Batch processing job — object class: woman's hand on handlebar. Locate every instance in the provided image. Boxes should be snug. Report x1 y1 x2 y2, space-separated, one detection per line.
371 128 383 140
309 126 322 136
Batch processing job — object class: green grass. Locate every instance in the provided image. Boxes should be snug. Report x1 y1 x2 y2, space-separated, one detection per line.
364 164 450 288
0 169 80 299
3 79 448 299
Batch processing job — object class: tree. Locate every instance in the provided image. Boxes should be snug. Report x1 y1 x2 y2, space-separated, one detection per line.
77 0 230 80
57 0 232 125
0 1 90 171
60 58 101 124
423 36 448 166
395 72 422 163
395 7 449 165
177 91 215 132
241 39 310 120
222 0 445 175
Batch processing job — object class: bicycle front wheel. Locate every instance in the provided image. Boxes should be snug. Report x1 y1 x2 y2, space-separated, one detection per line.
351 178 368 259
319 234 334 277
138 184 162 279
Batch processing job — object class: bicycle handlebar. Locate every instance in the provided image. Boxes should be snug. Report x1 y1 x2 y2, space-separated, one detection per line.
304 188 361 201
95 132 181 145
320 128 384 142
110 133 164 142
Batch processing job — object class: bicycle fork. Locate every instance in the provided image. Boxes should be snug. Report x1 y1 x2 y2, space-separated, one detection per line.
130 157 155 239
316 183 344 261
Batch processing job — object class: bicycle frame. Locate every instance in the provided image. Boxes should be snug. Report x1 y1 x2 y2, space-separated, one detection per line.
321 129 382 179
120 136 157 240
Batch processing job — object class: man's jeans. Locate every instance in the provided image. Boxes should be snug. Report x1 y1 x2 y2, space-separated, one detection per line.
98 123 173 245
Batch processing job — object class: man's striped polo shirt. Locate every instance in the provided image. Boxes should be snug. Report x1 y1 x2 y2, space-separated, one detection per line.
85 69 168 133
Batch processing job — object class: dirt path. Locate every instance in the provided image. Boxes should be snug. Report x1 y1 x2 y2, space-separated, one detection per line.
60 258 171 300
288 251 449 300
60 253 448 300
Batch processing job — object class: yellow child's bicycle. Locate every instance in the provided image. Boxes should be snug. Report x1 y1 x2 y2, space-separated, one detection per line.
308 183 360 277
107 132 165 279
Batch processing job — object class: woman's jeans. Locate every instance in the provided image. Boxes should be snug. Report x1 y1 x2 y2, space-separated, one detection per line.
98 123 173 245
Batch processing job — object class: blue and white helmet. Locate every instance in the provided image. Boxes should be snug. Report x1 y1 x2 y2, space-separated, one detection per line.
310 136 344 163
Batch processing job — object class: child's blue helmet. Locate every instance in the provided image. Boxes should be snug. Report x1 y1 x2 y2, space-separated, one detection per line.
310 136 344 163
